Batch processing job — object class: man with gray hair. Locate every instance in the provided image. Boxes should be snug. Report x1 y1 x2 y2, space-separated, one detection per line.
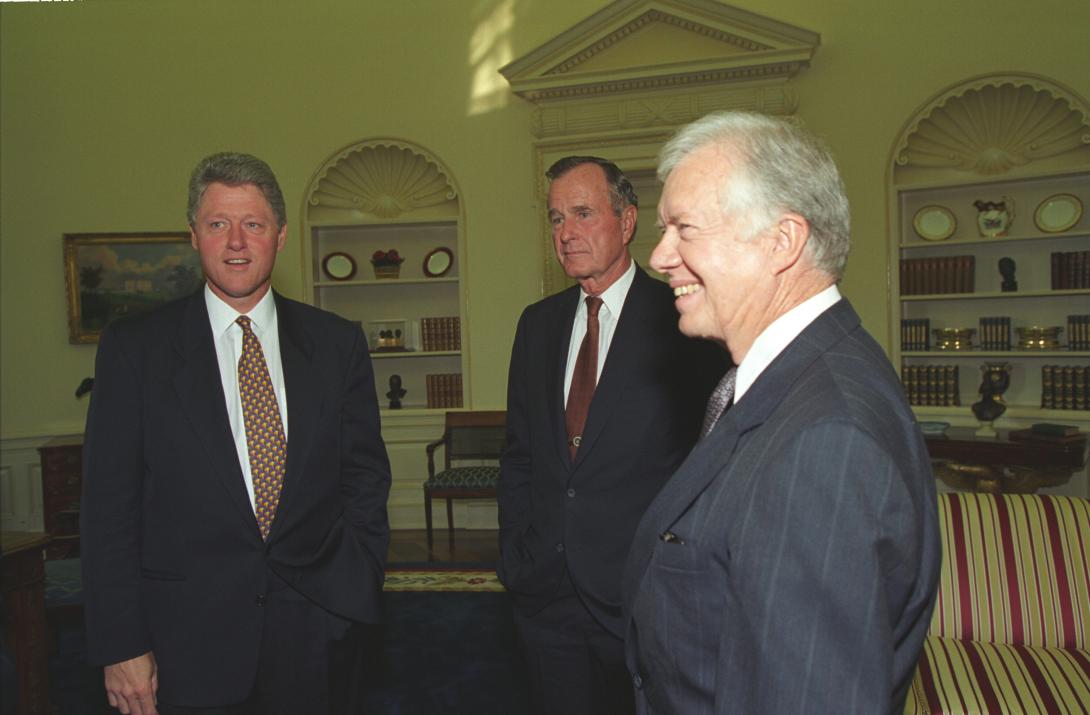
81 152 391 714
621 112 941 713
498 155 725 714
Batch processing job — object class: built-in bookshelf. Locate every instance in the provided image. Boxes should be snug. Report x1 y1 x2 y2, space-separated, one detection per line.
888 74 1090 425
302 140 468 412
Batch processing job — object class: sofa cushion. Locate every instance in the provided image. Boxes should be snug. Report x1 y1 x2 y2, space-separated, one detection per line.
905 637 1090 714
931 493 1090 649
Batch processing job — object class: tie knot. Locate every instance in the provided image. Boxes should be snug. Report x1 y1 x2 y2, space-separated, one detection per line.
236 315 253 334
585 296 603 318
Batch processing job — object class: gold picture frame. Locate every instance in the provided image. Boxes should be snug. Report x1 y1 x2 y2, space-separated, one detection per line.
64 232 203 344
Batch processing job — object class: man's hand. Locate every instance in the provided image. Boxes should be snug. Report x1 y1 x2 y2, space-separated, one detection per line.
104 651 159 715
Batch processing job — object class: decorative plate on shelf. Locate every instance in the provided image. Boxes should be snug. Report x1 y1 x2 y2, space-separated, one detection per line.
1033 193 1082 233
912 205 956 241
321 252 357 281
423 246 453 278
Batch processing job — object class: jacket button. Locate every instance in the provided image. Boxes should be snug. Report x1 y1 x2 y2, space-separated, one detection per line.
567 488 576 498
255 594 266 606
555 543 564 553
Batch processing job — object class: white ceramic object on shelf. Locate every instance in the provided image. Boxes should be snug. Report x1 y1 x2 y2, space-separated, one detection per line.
1034 193 1082 233
913 205 956 241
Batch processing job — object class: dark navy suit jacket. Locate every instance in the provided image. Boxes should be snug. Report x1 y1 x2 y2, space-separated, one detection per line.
81 289 391 706
623 299 941 714
498 266 726 636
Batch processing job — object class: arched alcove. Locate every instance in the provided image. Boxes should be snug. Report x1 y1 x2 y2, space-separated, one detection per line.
302 138 473 528
886 73 1090 452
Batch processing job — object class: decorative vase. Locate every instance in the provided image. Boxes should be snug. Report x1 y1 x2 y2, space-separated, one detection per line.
973 196 1015 237
373 264 401 279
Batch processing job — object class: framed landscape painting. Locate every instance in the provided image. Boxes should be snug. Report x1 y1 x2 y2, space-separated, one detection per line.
64 232 204 344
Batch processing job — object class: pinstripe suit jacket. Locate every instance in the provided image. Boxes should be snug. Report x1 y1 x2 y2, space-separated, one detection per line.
622 299 941 714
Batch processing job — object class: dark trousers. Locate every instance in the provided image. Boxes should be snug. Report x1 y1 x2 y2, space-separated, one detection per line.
513 582 635 715
158 577 366 715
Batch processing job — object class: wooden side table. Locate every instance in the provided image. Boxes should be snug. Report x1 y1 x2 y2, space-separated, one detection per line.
38 436 83 560
925 427 1088 493
1 531 51 715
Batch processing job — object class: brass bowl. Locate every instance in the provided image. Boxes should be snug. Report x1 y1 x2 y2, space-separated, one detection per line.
1016 325 1062 350
932 327 975 351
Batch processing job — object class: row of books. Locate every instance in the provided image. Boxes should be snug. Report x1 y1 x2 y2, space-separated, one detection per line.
901 365 960 407
978 316 1013 351
902 315 1090 352
900 256 974 296
1051 252 1090 289
1041 365 1088 411
1069 315 1090 351
426 373 464 408
901 319 931 351
420 316 461 352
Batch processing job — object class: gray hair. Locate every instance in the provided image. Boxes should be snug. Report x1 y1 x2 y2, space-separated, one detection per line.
658 112 851 279
546 155 639 216
187 152 287 229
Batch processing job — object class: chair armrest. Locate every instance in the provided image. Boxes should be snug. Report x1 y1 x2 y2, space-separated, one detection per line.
425 436 445 477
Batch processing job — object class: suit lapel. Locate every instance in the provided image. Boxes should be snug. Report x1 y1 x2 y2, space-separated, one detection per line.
273 294 321 536
626 299 862 587
171 291 256 528
571 267 651 465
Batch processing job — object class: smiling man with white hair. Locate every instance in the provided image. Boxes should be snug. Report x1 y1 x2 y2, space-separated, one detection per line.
621 112 941 714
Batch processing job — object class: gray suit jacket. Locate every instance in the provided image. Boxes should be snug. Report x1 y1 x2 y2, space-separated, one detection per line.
622 299 941 714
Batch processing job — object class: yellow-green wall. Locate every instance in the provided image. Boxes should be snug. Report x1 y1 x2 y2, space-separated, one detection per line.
2 0 1087 440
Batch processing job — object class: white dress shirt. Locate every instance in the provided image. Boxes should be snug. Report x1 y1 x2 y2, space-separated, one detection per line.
563 259 636 406
734 284 842 403
204 285 289 511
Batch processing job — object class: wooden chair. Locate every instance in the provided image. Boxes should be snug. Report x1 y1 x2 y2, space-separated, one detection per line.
423 410 506 554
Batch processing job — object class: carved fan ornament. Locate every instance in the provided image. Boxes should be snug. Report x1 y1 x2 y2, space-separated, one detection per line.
895 75 1090 176
308 143 457 219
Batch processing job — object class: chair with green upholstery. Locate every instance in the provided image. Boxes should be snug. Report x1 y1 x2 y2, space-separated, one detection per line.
423 410 506 555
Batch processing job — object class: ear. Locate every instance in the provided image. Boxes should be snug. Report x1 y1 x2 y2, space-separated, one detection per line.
770 213 810 274
276 224 287 252
621 204 638 245
189 228 199 251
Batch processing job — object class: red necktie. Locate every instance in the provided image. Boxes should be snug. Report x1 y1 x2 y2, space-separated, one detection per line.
565 297 603 461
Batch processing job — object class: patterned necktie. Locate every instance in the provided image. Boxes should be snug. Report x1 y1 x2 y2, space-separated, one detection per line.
236 316 287 540
701 367 737 439
565 296 603 461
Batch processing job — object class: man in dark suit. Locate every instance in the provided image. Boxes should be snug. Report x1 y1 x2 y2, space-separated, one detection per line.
498 156 724 714
81 152 391 715
623 112 942 713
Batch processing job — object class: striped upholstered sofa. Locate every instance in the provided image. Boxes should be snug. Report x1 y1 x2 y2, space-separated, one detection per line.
905 492 1090 713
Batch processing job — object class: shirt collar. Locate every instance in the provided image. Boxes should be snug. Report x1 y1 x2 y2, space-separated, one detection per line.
580 258 636 317
735 284 841 402
204 284 277 337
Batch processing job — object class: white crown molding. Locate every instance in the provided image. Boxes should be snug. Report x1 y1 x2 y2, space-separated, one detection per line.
304 139 459 220
892 72 1090 177
529 83 798 138
501 0 818 106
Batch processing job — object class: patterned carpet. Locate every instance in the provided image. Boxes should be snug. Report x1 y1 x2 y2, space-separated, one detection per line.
383 567 504 592
40 561 528 714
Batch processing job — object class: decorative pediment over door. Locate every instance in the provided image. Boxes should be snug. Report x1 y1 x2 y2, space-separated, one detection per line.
501 0 820 293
